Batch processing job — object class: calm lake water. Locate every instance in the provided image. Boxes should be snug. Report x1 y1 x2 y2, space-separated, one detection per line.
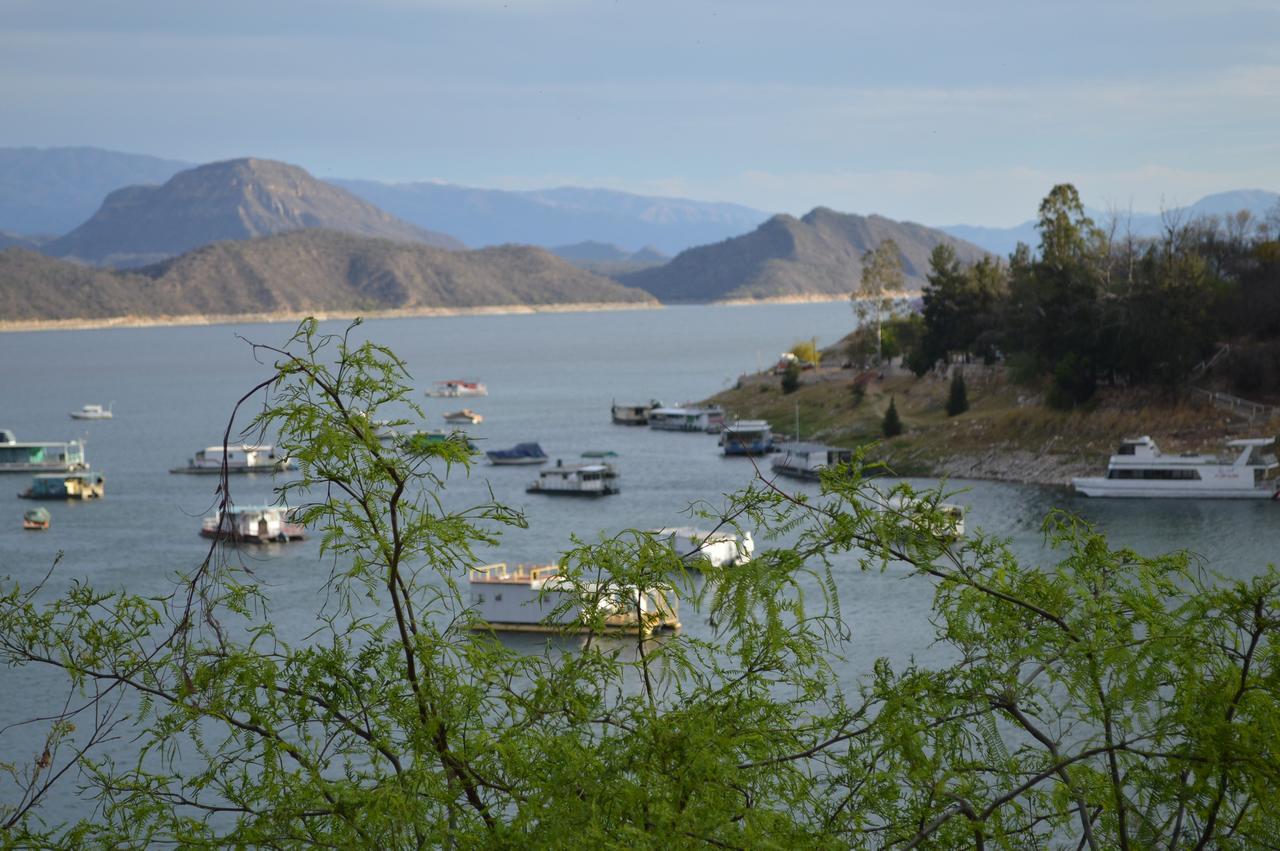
2 302 1278 822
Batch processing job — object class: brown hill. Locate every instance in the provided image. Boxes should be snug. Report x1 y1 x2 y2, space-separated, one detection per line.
0 230 655 324
620 207 989 303
43 158 464 267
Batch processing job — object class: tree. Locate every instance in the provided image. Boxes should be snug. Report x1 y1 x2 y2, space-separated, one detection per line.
788 338 820 366
853 239 903 364
945 370 969 416
780 359 801 393
2 320 1279 848
881 395 903 436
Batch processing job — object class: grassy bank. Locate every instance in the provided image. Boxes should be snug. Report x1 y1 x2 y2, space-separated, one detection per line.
708 361 1280 485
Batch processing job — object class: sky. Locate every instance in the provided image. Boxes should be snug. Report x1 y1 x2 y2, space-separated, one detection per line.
3 0 1278 225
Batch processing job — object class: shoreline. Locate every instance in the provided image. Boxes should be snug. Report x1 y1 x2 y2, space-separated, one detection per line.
0 294 862 334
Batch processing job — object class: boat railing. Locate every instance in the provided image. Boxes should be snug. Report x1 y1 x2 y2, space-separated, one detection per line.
470 562 560 583
1191 387 1280 422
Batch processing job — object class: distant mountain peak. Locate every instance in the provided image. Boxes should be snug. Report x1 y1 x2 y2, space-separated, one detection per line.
43 158 463 266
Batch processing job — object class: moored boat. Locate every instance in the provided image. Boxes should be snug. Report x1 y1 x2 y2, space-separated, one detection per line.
0 430 87 473
427 380 488 398
719 419 774 456
486 442 548 466
170 444 295 475
771 442 854 481
200 505 306 543
443 408 484 424
650 527 754 568
69 403 113 420
468 562 679 634
1071 436 1280 499
20 471 105 500
22 507 51 530
527 460 620 496
611 399 661 426
648 405 724 433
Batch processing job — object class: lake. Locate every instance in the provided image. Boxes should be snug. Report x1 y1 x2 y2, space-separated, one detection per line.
2 302 1278 822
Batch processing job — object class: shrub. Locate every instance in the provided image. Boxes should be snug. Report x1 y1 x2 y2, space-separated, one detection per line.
882 396 903 437
945 371 969 416
781 361 801 394
790 339 821 366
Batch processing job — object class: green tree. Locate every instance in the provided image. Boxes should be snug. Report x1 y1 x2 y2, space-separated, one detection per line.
853 239 903 364
781 359 801 393
881 395 903 436
2 320 1279 848
945 370 969 416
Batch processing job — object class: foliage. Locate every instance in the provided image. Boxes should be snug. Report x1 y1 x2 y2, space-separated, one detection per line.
946 371 969 416
789 339 821 366
3 321 1280 848
881 395 903 437
781 360 802 394
853 239 903 364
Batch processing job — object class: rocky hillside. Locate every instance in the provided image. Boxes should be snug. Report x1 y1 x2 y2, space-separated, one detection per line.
43 158 463 267
620 207 989 303
0 229 654 324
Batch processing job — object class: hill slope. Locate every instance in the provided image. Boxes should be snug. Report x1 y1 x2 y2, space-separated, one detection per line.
0 146 191 236
44 158 464 267
620 207 988 303
333 179 769 254
0 229 654 325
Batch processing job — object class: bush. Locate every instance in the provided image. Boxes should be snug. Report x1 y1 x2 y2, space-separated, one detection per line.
906 347 933 377
945 371 969 416
781 361 801 394
882 396 903 437
789 339 821 366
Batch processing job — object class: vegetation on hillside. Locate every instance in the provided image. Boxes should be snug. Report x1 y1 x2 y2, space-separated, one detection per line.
2 320 1278 847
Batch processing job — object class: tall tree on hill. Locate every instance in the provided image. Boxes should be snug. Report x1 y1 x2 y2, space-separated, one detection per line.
854 239 903 364
921 245 1006 367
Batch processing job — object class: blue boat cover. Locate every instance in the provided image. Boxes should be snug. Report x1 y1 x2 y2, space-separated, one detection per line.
486 442 547 461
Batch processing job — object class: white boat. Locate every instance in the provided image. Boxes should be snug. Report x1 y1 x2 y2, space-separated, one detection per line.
201 504 306 543
719 420 774 456
1071 436 1280 499
650 527 754 568
442 408 483 424
170 444 295 475
427 380 488 398
880 493 965 539
771 442 854 481
20 471 106 500
70 403 113 420
611 399 661 426
468 562 679 634
527 460 620 496
648 405 724 433
0 430 87 473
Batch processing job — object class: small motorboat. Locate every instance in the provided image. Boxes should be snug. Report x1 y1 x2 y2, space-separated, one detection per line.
486 442 548 466
443 408 484 424
22 507 51 530
69 403 113 420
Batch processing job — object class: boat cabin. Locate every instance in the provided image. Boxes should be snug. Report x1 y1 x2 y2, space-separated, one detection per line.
173 444 292 474
648 405 725 433
650 527 754 568
719 420 774 456
611 399 661 426
527 460 620 496
21 472 106 500
201 505 306 543
771 442 854 480
0 431 87 473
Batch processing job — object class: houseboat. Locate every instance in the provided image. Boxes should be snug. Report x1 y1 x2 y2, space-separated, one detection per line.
200 505 306 543
487 442 548 466
1071 436 1280 498
648 405 725 433
170 444 295 474
22 507 51 530
611 399 661 426
69 403 113 420
442 408 484 425
771 442 854 481
719 420 775 456
427 380 488 398
20 472 105 500
527 460 620 496
468 562 680 634
650 527 754 568
0 430 87 473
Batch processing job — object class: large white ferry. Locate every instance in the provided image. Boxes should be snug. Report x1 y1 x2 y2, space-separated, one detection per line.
1071 436 1280 499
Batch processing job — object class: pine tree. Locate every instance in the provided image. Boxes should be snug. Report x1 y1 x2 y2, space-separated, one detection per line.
882 396 903 437
946 371 969 416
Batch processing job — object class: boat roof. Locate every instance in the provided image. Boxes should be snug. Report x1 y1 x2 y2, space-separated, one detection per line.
777 441 846 454
33 471 102 480
221 504 291 514
201 443 275 453
1227 437 1275 447
0 431 81 447
651 405 720 415
724 419 771 429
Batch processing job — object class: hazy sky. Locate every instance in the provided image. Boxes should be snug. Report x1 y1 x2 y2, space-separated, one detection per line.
3 0 1278 225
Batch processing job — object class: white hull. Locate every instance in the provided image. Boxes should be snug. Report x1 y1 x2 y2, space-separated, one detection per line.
1072 478 1278 499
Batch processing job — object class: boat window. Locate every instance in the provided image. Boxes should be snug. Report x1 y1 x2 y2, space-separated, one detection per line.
1118 444 1136 455
1108 468 1201 480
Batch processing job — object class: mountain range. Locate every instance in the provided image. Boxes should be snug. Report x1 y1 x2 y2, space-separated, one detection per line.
0 229 653 325
620 207 988 303
44 158 462 267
